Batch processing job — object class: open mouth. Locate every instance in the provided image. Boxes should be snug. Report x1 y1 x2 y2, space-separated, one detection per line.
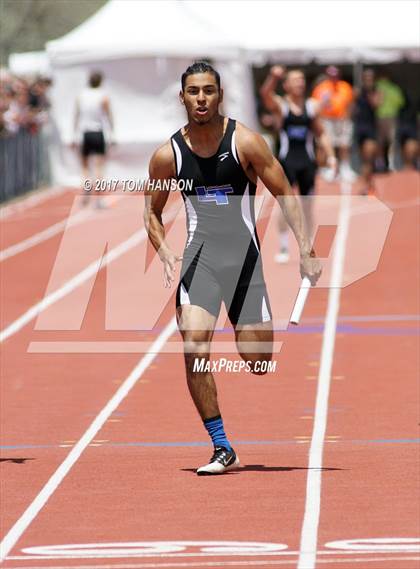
196 108 208 116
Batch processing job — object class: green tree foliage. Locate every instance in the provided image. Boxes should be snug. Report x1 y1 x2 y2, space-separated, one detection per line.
0 0 107 64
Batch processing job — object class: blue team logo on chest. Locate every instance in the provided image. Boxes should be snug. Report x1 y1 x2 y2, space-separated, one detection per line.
195 184 234 205
287 125 308 140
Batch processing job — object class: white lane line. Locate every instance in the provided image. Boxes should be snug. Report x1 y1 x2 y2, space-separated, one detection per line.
0 227 144 343
0 209 92 262
297 183 352 569
0 204 179 343
0 317 177 563
0 186 71 220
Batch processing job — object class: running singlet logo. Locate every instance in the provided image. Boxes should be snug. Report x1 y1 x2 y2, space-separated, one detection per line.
286 125 308 140
195 185 234 205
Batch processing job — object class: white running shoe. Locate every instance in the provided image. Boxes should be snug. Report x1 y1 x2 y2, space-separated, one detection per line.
339 164 357 182
320 167 336 183
275 248 290 264
196 446 240 476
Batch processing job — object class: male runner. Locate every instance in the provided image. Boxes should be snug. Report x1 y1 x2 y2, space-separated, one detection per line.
260 65 336 262
73 71 114 207
353 68 380 195
144 62 321 475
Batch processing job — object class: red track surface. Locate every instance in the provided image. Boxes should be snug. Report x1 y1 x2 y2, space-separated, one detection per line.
1 172 419 569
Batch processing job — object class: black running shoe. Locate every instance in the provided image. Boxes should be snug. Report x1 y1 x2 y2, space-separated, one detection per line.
196 446 240 475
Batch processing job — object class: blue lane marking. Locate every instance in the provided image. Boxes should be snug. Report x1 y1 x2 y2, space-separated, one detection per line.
111 440 293 447
1 439 419 451
149 315 420 334
296 314 419 324
198 325 419 335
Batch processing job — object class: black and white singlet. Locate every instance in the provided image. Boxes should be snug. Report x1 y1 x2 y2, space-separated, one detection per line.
170 118 272 325
278 98 317 196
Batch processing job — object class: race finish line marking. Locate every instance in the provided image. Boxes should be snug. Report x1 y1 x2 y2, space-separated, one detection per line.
4 556 420 567
6 538 419 561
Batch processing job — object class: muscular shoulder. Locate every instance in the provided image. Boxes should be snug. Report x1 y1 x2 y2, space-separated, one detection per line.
235 121 270 159
149 140 176 178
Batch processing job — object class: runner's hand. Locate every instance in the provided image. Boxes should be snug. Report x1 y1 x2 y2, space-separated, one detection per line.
160 250 183 288
270 65 286 79
300 254 322 286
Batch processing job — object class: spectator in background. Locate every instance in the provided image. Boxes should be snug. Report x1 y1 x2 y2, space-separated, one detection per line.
3 82 32 134
353 68 381 195
73 71 115 208
259 65 336 262
312 65 355 181
0 72 51 137
397 89 419 170
28 78 51 113
375 73 404 171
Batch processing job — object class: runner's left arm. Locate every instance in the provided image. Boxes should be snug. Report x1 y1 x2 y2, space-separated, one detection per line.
72 99 79 147
310 100 337 171
102 97 115 144
238 126 321 284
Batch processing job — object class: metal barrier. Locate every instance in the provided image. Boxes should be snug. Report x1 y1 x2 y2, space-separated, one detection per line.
0 128 50 203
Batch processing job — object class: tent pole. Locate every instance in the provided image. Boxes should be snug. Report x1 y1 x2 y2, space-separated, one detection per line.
353 57 363 88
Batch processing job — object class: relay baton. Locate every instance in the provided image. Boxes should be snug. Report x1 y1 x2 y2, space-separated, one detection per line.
290 276 311 325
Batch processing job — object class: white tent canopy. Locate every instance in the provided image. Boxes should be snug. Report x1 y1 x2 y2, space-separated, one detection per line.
9 51 52 76
47 0 239 64
185 0 420 63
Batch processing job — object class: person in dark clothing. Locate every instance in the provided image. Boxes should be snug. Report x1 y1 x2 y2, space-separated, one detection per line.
397 90 419 170
353 69 381 195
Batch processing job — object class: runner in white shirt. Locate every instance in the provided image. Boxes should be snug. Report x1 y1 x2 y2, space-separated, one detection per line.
73 71 114 207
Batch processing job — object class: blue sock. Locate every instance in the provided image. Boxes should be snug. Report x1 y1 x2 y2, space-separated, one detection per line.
203 415 232 451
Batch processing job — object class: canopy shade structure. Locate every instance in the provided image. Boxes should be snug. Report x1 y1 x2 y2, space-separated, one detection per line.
46 0 239 64
8 51 52 76
184 0 420 63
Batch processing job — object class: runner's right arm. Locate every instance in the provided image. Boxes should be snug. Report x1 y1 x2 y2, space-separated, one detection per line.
144 142 182 288
102 97 115 144
72 99 79 147
259 66 285 125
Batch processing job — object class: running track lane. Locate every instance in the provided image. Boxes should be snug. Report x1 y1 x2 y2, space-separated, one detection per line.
1 173 419 568
1 181 331 566
0 189 78 249
315 172 420 569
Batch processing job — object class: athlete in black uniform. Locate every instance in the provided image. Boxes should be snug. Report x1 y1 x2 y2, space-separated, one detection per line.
171 118 271 326
144 62 321 475
353 68 380 195
260 66 336 262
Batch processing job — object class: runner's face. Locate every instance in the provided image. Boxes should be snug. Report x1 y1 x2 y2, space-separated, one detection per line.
181 73 222 125
284 71 306 97
362 70 375 89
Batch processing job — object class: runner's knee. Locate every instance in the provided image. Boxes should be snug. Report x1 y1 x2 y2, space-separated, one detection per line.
183 332 212 372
